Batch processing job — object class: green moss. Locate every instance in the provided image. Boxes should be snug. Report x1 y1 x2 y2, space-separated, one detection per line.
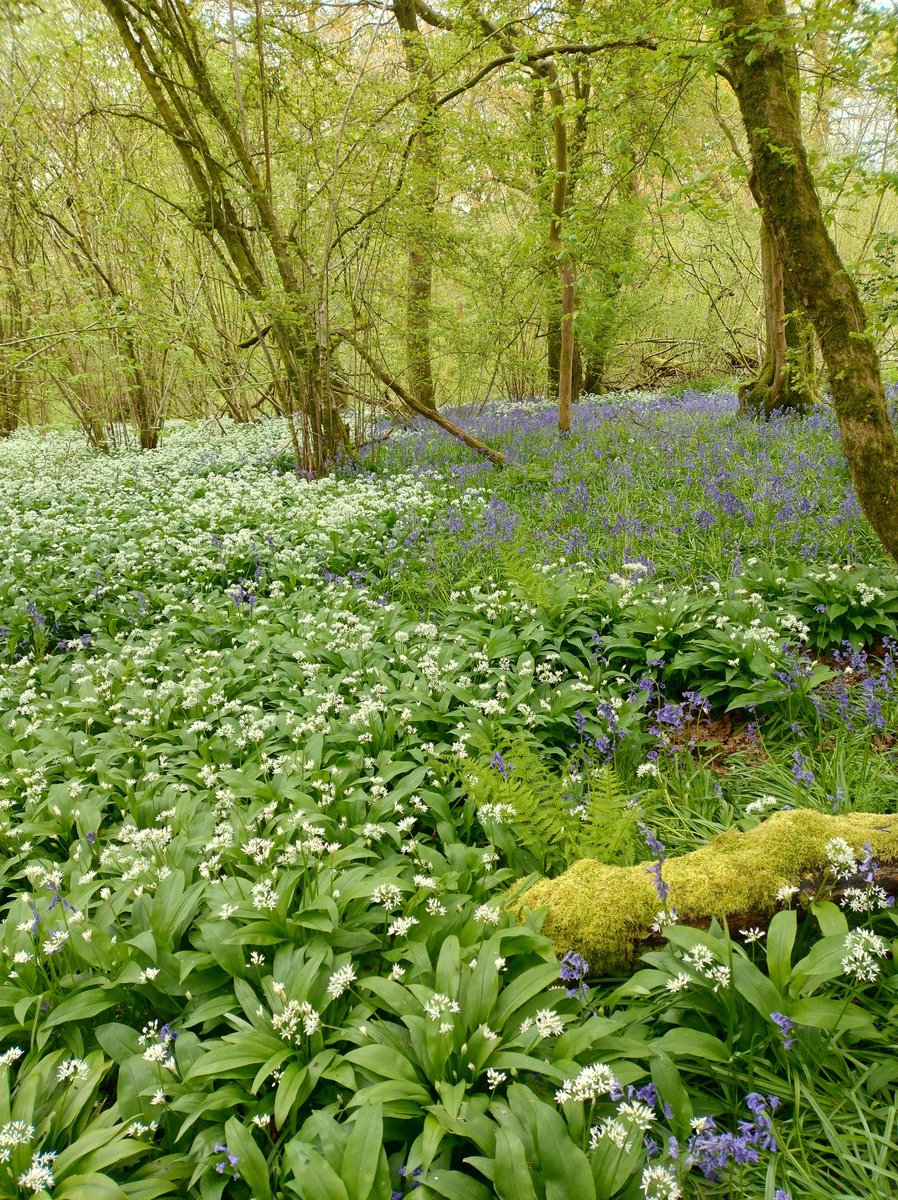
514 809 898 973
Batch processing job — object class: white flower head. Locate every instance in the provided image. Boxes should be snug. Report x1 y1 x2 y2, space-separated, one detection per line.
17 1151 56 1194
825 837 857 879
326 964 357 1000
665 972 691 994
641 1164 681 1199
57 1058 89 1083
555 1062 619 1103
590 1117 629 1149
423 993 460 1022
532 1008 565 1038
372 883 402 911
474 904 502 925
618 1100 655 1132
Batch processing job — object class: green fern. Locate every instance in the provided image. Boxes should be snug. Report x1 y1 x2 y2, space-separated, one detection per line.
576 764 641 866
463 737 639 875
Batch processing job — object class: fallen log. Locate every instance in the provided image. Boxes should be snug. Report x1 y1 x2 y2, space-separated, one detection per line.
514 809 898 973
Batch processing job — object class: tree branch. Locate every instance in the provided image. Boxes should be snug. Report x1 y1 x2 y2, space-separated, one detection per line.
336 329 505 465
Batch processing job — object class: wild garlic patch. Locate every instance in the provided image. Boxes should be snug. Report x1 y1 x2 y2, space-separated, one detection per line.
0 407 897 1198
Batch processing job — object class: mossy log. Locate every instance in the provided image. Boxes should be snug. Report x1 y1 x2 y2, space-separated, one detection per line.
515 810 898 974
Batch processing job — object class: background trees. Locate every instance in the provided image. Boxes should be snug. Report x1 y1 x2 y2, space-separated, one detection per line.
720 0 898 559
0 0 894 450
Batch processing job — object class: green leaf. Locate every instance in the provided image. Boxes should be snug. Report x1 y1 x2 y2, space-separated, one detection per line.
55 1173 130 1200
341 1102 383 1200
533 1097 596 1200
224 1117 273 1200
493 963 559 1029
650 1053 691 1136
275 1062 308 1128
492 1126 539 1200
766 908 797 992
811 901 849 938
423 1169 492 1200
649 1029 729 1062
285 1141 349 1200
95 1024 141 1065
789 934 849 988
730 955 783 1016
436 936 461 999
345 1080 431 1108
788 998 876 1034
344 1044 421 1083
41 988 124 1031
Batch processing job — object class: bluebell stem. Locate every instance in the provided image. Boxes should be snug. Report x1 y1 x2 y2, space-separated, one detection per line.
490 751 511 780
559 950 590 998
790 750 814 788
771 1011 794 1050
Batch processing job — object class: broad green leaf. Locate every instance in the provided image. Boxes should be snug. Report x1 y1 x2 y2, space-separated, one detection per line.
41 988 124 1031
341 1101 383 1200
224 1117 273 1200
492 1126 539 1200
285 1141 349 1200
649 1029 729 1063
766 908 797 992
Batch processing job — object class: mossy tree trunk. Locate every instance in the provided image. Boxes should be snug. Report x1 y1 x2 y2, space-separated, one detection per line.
0 127 31 437
722 0 898 561
545 73 576 433
394 0 439 411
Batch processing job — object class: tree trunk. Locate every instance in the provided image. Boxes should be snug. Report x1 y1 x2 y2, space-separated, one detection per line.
546 76 575 433
98 0 346 473
0 282 24 436
530 78 577 423
546 298 561 399
557 253 575 432
393 0 438 410
739 218 815 417
722 0 898 560
581 354 607 397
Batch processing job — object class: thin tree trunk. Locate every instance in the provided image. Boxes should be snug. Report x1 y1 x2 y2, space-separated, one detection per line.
98 0 345 472
546 299 561 398
0 280 24 436
546 76 575 433
530 77 577 421
558 254 575 432
722 0 898 560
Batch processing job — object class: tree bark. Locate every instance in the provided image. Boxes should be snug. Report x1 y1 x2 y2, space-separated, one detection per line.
722 0 898 561
0 277 24 437
529 70 576 425
98 0 346 472
545 76 575 433
394 0 439 410
739 218 815 417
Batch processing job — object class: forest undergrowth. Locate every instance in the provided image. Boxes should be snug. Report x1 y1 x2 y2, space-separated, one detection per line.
1 391 898 1199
